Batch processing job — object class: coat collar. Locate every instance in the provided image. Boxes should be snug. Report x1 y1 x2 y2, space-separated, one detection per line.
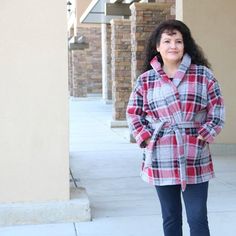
150 53 191 87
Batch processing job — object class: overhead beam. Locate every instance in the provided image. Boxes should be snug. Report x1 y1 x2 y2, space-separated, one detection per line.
110 0 138 3
123 0 139 3
109 0 123 3
69 42 89 50
105 3 131 16
68 36 89 50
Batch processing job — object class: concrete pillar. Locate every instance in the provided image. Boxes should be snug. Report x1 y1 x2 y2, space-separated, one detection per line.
130 3 173 86
0 0 69 204
110 19 132 127
102 23 112 103
0 0 90 225
176 0 236 145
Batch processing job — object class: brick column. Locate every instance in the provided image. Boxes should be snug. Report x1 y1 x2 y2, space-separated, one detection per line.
130 3 174 86
110 19 132 127
101 23 112 103
71 49 87 97
68 50 73 96
70 26 102 97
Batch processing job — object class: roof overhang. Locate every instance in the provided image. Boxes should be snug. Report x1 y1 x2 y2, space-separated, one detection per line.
80 0 123 24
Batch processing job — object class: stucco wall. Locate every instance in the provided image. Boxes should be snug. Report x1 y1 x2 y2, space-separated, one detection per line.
0 0 69 202
176 0 236 144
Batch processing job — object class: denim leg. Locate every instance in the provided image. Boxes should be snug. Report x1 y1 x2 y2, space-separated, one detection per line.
155 185 183 236
182 182 210 236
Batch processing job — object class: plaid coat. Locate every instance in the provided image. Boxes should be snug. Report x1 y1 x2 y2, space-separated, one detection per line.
126 54 225 190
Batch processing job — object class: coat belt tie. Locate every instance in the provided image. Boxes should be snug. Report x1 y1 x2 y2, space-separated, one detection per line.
145 120 201 191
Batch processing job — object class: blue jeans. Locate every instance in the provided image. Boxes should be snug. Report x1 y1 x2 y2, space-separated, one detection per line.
155 182 210 236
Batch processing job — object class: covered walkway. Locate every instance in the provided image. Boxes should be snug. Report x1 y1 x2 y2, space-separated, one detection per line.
1 97 236 235
70 97 236 236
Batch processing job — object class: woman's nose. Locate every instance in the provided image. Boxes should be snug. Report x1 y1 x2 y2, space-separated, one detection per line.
170 41 176 48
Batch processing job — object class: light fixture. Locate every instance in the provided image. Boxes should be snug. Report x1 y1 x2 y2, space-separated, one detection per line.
67 1 72 13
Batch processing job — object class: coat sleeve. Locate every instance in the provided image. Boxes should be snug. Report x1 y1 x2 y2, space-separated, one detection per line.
126 76 153 147
198 77 225 143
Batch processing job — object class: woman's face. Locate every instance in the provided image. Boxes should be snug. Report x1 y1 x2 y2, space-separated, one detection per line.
156 30 184 66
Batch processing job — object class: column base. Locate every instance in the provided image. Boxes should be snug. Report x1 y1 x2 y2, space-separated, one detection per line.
0 187 91 226
110 119 128 128
103 99 112 104
129 134 136 143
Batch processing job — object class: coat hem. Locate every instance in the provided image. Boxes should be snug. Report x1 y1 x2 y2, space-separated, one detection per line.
140 172 215 186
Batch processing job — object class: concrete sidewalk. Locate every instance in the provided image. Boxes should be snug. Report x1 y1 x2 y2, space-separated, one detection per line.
0 97 236 236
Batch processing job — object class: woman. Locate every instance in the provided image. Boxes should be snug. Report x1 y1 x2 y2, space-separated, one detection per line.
126 19 225 236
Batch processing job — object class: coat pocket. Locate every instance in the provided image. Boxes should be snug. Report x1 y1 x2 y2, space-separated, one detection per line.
185 135 209 162
149 135 177 165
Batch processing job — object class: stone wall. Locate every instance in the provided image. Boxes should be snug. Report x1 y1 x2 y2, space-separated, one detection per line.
130 3 174 86
111 19 132 121
71 48 87 97
106 24 112 101
155 0 175 3
68 50 73 96
102 23 112 102
70 26 102 97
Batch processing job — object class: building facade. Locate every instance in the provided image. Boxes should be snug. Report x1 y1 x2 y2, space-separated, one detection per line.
75 0 236 146
0 0 235 226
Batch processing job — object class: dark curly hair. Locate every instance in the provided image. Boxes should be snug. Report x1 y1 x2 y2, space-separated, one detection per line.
143 19 211 73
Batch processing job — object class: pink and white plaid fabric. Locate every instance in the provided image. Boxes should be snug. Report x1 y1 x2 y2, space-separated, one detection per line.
126 54 225 190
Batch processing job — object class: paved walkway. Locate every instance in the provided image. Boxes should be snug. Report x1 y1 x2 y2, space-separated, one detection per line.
0 97 236 235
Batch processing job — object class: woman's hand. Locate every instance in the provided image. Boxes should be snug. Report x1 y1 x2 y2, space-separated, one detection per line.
145 138 151 145
197 135 205 141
